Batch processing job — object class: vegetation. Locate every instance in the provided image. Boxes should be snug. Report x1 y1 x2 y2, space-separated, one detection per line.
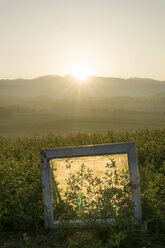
52 159 131 221
0 129 165 247
0 109 165 137
1 86 165 137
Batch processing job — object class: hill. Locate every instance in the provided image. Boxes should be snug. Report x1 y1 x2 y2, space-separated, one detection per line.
0 76 164 137
0 75 165 98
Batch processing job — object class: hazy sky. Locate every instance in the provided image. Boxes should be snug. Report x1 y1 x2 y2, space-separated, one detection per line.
0 0 165 80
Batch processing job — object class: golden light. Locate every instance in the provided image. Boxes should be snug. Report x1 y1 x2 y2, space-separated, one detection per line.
71 65 89 81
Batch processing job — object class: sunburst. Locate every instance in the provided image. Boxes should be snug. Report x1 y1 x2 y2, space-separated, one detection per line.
71 65 89 81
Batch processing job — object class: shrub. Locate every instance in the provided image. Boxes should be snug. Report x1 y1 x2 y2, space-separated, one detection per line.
52 159 132 222
0 129 164 247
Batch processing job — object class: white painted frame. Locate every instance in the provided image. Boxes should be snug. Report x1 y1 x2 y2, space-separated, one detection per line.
40 142 142 229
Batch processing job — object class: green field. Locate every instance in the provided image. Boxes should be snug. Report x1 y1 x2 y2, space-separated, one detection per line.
0 129 165 247
0 111 164 137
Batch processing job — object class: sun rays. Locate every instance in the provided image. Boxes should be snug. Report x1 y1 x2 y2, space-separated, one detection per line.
71 65 90 82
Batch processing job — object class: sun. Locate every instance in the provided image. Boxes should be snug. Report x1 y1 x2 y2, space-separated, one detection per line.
71 66 89 81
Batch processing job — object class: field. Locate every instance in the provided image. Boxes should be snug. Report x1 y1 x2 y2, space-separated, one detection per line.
0 111 164 137
0 129 165 247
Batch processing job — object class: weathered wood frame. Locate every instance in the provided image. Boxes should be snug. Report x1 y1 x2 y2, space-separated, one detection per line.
40 142 142 229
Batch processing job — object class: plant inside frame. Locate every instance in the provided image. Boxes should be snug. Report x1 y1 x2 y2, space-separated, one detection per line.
50 158 141 248
51 158 134 223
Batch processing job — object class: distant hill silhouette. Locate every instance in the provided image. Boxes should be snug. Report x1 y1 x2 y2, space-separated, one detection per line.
0 75 165 98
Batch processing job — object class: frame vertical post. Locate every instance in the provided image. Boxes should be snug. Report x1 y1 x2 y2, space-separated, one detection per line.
128 142 142 220
40 150 54 228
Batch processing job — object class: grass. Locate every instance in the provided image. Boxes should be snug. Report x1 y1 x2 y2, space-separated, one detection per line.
0 129 165 247
0 111 164 137
0 229 165 248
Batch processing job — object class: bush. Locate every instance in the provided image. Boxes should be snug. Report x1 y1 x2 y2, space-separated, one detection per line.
0 129 164 246
52 159 132 221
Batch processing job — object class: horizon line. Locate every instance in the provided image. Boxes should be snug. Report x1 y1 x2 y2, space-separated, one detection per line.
0 74 164 82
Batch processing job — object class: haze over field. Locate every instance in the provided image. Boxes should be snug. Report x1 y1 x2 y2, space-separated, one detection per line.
0 75 165 137
0 75 165 114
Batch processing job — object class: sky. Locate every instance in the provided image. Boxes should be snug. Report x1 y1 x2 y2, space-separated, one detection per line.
0 0 165 80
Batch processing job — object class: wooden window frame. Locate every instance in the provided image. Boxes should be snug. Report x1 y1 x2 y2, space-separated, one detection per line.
40 142 142 229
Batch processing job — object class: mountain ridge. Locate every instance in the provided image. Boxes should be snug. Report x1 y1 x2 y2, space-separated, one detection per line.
0 75 165 98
